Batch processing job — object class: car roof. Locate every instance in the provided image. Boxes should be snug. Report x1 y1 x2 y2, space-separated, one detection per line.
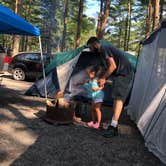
13 52 51 57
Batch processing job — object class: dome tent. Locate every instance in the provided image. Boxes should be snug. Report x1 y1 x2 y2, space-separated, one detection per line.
128 19 166 164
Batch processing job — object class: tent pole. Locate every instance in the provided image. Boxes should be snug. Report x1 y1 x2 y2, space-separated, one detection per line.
39 36 47 101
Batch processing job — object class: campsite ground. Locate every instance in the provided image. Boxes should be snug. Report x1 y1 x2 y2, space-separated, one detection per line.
0 72 165 166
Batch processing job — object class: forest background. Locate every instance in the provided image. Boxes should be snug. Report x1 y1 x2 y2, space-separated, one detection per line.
0 0 165 56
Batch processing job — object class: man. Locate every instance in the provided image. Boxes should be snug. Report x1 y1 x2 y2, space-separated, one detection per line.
87 37 134 138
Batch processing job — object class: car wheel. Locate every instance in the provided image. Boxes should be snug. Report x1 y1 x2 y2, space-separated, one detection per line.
13 68 25 81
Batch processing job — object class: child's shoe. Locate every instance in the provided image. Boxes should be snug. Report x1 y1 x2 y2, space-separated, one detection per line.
91 122 100 129
87 121 94 127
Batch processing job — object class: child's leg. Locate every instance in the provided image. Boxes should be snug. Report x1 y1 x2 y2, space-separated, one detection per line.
91 102 96 122
88 102 102 129
73 111 82 122
94 102 102 124
87 103 96 127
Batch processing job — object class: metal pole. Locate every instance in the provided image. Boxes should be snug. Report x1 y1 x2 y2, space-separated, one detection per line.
39 36 47 100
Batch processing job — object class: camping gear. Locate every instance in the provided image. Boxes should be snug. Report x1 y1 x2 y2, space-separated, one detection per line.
43 98 75 124
128 19 166 164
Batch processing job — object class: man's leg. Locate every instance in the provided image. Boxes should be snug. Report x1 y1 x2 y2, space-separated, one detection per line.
102 74 133 138
102 99 123 137
112 99 123 122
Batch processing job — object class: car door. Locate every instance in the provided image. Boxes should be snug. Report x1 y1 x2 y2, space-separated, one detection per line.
24 53 42 77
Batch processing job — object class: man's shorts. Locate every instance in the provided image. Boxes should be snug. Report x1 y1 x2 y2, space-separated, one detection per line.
111 72 134 103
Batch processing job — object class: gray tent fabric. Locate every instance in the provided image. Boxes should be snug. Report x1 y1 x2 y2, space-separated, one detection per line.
65 50 113 105
57 52 80 91
26 71 60 98
128 20 166 164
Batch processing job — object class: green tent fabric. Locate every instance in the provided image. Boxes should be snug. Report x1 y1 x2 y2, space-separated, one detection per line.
45 40 137 75
45 46 86 74
124 52 137 72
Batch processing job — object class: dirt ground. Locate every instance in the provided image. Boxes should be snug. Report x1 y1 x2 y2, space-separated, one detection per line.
0 72 165 166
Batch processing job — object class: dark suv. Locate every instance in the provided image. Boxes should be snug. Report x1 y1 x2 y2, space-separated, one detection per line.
8 52 51 81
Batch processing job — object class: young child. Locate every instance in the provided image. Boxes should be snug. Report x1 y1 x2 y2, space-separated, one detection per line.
74 66 104 129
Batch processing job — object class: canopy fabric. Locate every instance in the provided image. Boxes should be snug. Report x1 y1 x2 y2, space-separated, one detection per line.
0 4 40 36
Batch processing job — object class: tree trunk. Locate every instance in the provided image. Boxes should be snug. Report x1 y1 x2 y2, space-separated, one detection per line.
75 0 84 48
124 0 130 51
12 0 22 56
96 0 110 39
159 0 164 22
118 26 122 48
47 0 57 55
20 36 25 52
20 0 32 52
152 0 160 31
61 0 69 51
96 0 103 39
127 1 131 51
145 0 152 38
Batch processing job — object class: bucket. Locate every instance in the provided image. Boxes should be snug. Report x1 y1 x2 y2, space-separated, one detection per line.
43 98 75 124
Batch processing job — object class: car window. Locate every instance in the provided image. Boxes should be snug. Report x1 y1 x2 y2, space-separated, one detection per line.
24 53 40 61
43 54 50 60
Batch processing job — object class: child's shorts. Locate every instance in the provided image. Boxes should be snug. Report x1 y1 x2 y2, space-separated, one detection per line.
93 98 103 104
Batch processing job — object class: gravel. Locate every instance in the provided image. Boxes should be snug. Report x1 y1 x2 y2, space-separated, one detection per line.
0 73 164 166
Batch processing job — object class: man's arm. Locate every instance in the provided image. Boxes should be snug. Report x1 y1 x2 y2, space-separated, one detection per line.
101 56 117 79
92 84 104 91
99 56 117 86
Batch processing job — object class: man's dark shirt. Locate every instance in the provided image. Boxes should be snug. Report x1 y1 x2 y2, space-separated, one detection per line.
100 44 132 76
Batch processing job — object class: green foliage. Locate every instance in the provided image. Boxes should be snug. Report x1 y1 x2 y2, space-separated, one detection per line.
103 0 148 54
0 0 164 55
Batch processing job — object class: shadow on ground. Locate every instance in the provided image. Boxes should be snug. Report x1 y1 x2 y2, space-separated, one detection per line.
0 81 165 166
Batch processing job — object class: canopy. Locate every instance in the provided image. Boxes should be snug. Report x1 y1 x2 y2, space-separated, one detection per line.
0 5 47 99
0 4 40 36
